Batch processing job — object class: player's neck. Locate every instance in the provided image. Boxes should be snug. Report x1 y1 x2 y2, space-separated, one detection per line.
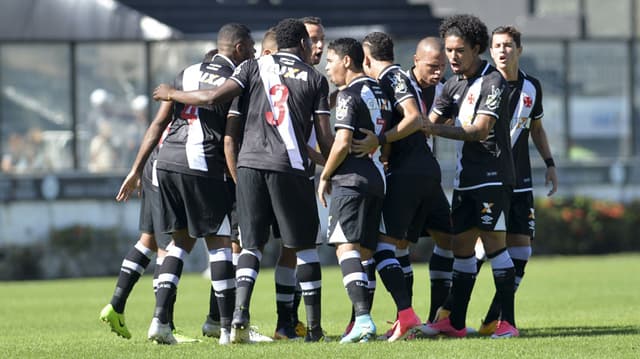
462 58 483 79
372 61 393 79
345 71 365 86
500 63 519 81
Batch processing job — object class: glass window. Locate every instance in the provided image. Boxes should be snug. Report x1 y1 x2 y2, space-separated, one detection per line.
75 43 147 173
1 43 73 174
520 41 567 162
585 0 631 37
568 41 630 160
149 41 215 114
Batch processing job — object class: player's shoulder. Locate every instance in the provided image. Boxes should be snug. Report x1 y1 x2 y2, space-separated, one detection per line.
519 69 543 90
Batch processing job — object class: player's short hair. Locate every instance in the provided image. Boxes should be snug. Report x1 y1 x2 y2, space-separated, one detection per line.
262 27 277 51
492 25 522 48
328 38 364 72
202 49 218 62
217 23 252 46
362 32 394 62
274 18 309 49
300 16 322 26
439 14 489 54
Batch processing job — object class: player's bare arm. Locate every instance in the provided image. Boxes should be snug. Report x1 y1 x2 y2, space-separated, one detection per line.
314 112 334 159
425 113 495 142
317 128 352 208
116 100 173 202
153 80 242 107
224 114 243 183
530 119 558 196
351 97 422 156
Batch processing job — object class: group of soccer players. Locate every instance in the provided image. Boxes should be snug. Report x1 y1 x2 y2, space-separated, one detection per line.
99 12 558 345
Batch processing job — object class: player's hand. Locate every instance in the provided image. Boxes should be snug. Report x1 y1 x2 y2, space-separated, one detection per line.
116 171 141 202
351 128 378 157
317 177 331 208
545 166 558 196
153 84 173 102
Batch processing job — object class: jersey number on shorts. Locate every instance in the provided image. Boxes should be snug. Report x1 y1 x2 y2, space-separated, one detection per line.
265 84 289 126
180 105 199 125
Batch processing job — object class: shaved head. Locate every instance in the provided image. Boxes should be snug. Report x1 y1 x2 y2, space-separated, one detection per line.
415 37 442 57
413 36 445 87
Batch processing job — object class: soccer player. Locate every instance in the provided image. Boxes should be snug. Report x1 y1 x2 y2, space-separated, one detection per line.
153 18 333 343
348 31 425 341
403 36 456 324
319 37 392 343
130 23 256 345
100 101 177 340
422 14 518 338
270 17 326 339
475 25 558 336
301 16 325 66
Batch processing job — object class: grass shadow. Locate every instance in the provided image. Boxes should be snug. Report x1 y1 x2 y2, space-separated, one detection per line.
520 325 640 338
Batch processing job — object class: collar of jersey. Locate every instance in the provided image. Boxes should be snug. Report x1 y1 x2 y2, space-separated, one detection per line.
347 75 371 88
275 51 303 62
378 64 402 81
457 60 490 81
212 53 236 70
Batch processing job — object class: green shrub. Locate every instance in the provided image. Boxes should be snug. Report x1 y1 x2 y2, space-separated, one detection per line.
534 196 640 254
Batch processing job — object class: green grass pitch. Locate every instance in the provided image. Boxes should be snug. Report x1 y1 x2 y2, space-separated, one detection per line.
1 254 638 358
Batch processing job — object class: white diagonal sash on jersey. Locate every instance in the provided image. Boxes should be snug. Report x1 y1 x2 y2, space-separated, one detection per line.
258 55 304 171
509 80 535 148
182 64 208 171
359 84 387 192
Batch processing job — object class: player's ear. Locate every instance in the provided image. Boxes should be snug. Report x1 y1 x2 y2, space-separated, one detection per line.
343 55 352 69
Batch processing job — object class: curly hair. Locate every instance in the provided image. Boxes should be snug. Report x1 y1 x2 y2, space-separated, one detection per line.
328 38 364 72
362 32 394 62
439 14 489 54
274 18 308 49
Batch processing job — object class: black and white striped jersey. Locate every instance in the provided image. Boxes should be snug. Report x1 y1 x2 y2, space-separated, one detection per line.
378 65 440 179
332 76 392 197
432 60 515 190
229 52 330 177
508 70 544 191
155 54 236 178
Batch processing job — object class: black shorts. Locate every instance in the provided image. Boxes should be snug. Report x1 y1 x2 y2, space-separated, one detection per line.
157 169 232 239
236 167 319 250
138 177 172 248
382 175 452 242
507 190 535 237
327 187 383 251
451 185 512 234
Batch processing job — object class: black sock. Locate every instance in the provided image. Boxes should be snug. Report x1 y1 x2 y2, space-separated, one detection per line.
296 249 322 331
449 255 477 330
374 243 411 311
396 248 413 301
428 250 453 322
110 243 153 313
488 248 516 327
210 247 235 329
339 251 369 316
274 265 296 329
235 249 261 315
153 246 185 324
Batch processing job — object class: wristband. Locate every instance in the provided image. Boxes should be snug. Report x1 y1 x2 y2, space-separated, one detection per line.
544 158 555 168
377 133 387 145
166 92 172 102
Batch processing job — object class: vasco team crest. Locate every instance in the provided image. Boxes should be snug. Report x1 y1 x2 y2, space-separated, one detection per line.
485 85 503 110
390 72 408 94
335 96 351 121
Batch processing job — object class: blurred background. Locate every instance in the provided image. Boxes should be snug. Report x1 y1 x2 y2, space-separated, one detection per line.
1 0 638 279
